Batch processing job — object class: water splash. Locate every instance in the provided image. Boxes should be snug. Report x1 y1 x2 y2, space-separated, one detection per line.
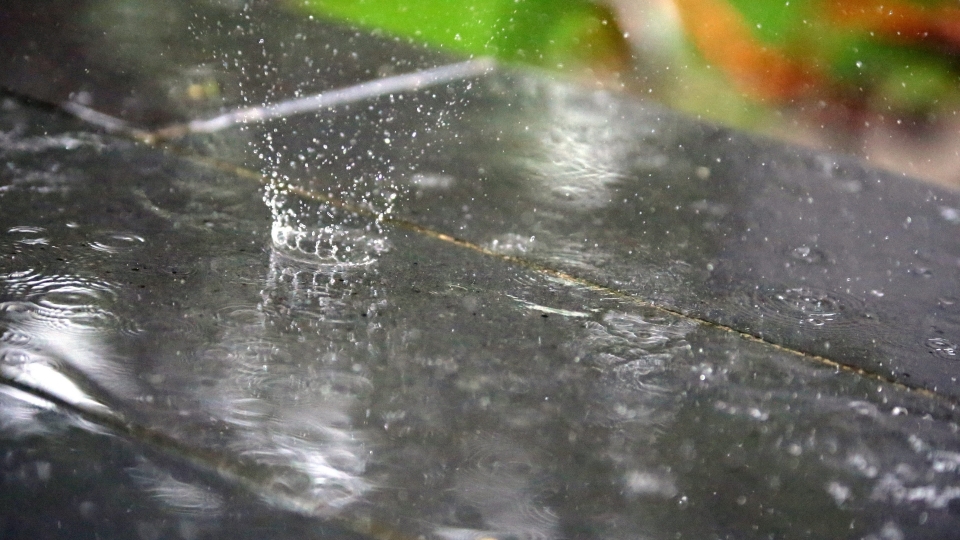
264 182 398 266
523 86 628 212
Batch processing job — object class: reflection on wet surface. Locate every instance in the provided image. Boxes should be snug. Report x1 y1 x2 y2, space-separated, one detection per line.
5 141 956 537
2 1 960 538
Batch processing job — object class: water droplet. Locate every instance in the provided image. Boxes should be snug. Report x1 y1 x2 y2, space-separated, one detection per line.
788 245 831 265
940 206 960 225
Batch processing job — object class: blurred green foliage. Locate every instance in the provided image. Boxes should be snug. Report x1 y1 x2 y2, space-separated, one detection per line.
293 0 629 72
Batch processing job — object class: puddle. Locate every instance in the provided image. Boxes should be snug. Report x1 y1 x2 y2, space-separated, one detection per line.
2 1 960 538
3 132 960 537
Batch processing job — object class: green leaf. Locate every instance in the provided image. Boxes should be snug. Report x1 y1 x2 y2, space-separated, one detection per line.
292 0 628 70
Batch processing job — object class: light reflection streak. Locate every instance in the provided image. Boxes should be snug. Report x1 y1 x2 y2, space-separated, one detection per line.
191 249 376 514
0 295 137 408
523 87 629 212
61 58 496 142
128 459 225 516
0 259 376 520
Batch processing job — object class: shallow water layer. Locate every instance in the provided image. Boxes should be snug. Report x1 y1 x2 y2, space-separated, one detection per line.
2 1 960 539
0 96 959 540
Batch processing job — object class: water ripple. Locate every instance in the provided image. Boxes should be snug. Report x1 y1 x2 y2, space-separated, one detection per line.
925 337 958 360
442 436 558 540
580 311 695 370
719 285 884 347
87 231 146 254
128 459 224 516
1 270 139 336
0 268 141 408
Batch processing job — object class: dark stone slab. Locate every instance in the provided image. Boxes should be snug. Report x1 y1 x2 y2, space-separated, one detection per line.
0 385 374 540
2 77 960 540
5 0 939 396
223 65 960 396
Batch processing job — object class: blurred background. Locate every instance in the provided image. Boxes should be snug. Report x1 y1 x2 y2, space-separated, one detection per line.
285 0 960 189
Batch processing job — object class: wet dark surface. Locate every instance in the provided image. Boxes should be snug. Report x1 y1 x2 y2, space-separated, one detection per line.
243 74 960 396
2 1 960 539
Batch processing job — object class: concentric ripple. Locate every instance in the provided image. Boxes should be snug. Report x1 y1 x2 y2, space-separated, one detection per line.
722 285 883 341
0 270 138 335
440 436 558 540
0 267 141 408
